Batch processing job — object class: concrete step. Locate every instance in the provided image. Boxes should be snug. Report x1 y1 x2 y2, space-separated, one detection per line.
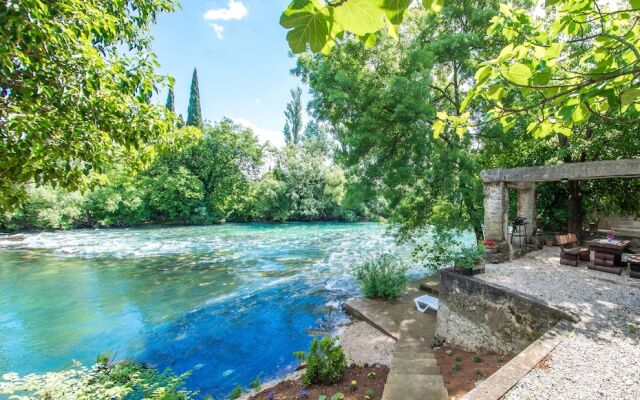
393 352 436 361
392 358 439 368
394 340 433 351
381 383 448 400
390 363 440 375
418 277 440 295
385 373 445 387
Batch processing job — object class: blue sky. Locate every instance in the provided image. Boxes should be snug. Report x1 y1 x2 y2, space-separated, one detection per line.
152 1 308 146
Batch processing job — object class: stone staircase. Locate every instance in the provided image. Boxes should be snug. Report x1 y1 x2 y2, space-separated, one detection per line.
382 339 448 400
344 276 448 400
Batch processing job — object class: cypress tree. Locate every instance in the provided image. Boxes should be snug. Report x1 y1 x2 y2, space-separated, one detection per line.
186 68 203 128
165 88 175 112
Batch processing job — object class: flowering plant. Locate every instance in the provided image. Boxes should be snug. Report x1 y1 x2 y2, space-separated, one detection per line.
482 240 496 246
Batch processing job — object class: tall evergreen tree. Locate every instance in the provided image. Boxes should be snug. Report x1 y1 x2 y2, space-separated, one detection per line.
165 88 175 112
283 86 303 145
186 68 203 128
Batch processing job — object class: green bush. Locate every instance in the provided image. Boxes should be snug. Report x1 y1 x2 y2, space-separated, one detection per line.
0 360 194 399
354 254 408 301
413 232 484 272
296 336 347 385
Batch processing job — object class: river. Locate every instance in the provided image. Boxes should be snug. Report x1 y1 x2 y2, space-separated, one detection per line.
0 222 423 398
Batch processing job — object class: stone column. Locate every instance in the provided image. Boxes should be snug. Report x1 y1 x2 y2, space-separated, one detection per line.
483 182 509 242
516 183 536 244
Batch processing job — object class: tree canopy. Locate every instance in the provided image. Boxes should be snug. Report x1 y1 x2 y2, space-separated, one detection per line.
281 0 640 138
295 3 503 238
1 0 178 210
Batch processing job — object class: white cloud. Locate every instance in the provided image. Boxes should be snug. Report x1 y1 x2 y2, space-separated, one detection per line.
203 1 248 21
211 23 225 39
233 117 285 147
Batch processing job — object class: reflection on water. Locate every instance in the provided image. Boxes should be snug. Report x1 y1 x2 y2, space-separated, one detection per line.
0 223 415 398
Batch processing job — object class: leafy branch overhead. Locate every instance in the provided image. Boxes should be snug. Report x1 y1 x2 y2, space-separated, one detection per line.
280 0 441 54
281 0 640 138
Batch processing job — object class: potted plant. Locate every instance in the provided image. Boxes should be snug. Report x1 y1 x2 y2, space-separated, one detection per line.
453 245 485 275
545 236 554 247
483 240 497 254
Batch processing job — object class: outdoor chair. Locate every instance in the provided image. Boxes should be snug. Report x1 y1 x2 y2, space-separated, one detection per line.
414 294 439 313
556 233 590 267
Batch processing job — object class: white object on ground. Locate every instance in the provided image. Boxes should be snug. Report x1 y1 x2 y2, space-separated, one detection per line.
414 294 439 313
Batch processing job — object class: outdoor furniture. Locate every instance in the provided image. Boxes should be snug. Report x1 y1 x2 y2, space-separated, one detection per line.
628 255 640 279
414 294 439 313
556 233 590 267
587 239 631 275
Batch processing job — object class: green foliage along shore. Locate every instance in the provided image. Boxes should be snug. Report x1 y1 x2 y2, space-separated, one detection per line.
0 119 380 232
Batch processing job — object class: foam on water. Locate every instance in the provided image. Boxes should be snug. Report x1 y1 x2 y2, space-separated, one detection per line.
0 222 420 398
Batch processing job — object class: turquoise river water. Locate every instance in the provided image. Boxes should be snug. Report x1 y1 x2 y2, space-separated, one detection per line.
0 223 422 398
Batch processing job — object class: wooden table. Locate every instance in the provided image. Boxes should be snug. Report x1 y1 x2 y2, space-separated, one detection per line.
587 239 631 275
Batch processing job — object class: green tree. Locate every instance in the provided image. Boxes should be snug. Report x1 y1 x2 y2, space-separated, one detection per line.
296 4 501 238
0 184 86 231
146 164 207 223
284 86 304 144
186 68 203 128
165 88 175 112
250 140 368 222
145 119 263 223
86 170 150 227
0 0 177 211
281 1 640 138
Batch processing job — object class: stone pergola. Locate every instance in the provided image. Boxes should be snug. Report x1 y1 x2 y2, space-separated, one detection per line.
481 159 640 254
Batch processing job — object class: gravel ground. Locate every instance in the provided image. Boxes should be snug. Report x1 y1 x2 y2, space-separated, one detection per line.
480 247 640 400
338 320 396 366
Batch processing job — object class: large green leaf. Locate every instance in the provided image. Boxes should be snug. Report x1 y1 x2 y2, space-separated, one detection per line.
382 0 412 24
334 0 386 36
503 63 532 85
281 0 330 53
571 102 591 124
621 87 640 107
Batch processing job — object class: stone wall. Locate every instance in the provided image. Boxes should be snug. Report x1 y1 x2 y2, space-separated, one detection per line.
435 269 574 355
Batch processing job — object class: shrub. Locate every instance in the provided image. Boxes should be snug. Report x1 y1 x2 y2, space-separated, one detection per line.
0 360 194 399
452 363 461 372
354 254 408 301
249 375 261 390
296 336 347 385
472 354 482 363
229 384 243 399
413 232 484 272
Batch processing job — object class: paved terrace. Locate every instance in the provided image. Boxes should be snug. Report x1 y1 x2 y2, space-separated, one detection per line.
480 247 640 400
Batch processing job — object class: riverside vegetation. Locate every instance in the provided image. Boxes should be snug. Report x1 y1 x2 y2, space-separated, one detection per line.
0 118 382 231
